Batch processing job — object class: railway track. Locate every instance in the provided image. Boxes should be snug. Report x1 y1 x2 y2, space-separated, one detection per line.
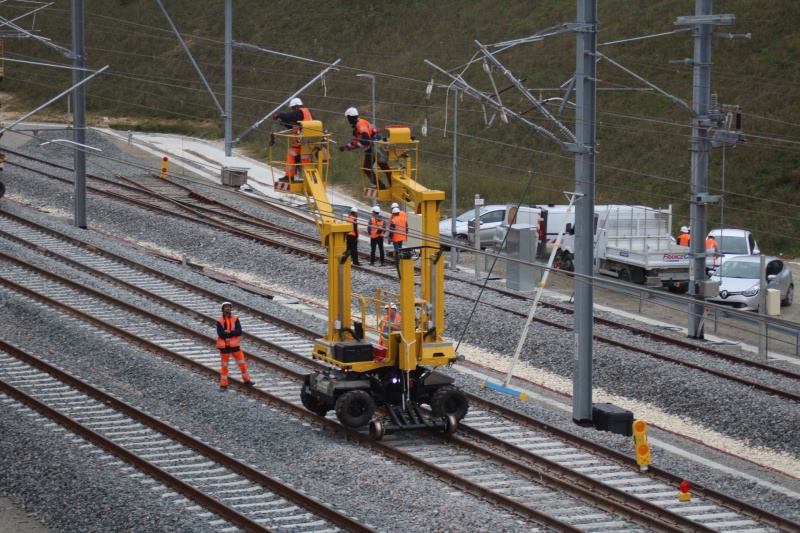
2 201 798 404
0 339 372 533
1 214 796 531
8 148 799 384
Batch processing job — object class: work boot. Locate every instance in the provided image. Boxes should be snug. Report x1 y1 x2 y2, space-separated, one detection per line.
244 380 255 388
291 176 303 183
278 176 290 183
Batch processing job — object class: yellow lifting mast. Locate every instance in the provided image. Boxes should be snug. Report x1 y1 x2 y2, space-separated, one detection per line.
361 126 457 371
270 120 467 439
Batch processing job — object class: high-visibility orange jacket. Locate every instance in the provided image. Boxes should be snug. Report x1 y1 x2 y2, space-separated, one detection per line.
389 212 407 242
369 216 385 239
216 315 242 353
677 233 690 246
347 213 359 237
345 118 375 151
705 238 718 252
275 107 312 134
380 311 401 345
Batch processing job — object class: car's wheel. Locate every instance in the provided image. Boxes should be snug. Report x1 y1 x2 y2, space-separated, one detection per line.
782 284 794 307
455 234 469 245
335 390 375 428
300 389 329 417
430 385 469 422
619 268 632 283
560 252 574 272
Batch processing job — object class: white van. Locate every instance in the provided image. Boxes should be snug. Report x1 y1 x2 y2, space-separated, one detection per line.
492 204 582 255
491 205 543 251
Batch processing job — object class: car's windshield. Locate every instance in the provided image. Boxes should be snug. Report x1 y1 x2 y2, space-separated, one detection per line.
716 235 748 254
717 260 760 279
455 209 476 222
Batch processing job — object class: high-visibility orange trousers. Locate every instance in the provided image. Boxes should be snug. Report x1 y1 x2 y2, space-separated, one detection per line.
219 350 250 387
285 143 311 178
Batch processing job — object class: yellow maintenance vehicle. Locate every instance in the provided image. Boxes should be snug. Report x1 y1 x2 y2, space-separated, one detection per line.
269 119 468 439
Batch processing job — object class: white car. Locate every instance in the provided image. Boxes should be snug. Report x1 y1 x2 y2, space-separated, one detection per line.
706 228 759 275
439 205 506 248
707 255 793 311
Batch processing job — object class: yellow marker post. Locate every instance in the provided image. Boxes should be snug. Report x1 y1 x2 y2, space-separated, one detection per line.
160 156 169 179
632 419 652 471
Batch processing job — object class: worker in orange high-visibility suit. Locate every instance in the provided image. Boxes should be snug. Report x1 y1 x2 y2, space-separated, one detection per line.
216 302 254 391
272 97 313 183
388 204 408 259
368 205 386 266
705 235 718 253
339 107 391 189
677 226 690 246
379 303 401 346
346 206 362 266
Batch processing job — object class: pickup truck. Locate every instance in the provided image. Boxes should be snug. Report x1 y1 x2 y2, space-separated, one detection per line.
560 205 692 292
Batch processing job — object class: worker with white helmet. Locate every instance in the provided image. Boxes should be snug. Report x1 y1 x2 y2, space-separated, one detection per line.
346 206 362 266
216 302 254 391
678 225 690 246
271 97 312 183
379 303 402 346
339 107 391 189
388 205 408 260
368 205 387 266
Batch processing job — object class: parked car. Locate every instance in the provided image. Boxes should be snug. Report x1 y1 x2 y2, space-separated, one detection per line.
707 255 793 311
706 228 759 275
439 204 506 248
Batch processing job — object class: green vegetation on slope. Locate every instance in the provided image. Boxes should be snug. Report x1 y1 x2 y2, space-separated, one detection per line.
3 1 800 254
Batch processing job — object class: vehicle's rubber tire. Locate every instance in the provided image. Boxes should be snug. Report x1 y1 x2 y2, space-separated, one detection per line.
335 390 375 428
430 385 469 422
300 389 329 417
560 252 574 272
442 414 458 436
619 268 632 283
782 284 794 307
455 234 469 245
369 419 385 440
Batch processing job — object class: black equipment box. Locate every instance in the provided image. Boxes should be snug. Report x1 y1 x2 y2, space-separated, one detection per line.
592 403 633 437
333 343 375 363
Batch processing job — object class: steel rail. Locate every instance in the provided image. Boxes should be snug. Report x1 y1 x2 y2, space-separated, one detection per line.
0 253 770 533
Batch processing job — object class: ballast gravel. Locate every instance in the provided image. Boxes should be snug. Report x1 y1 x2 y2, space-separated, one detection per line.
0 129 798 531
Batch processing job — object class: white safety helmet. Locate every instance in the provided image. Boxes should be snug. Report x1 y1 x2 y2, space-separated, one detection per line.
221 301 232 311
680 226 688 233
389 303 396 310
372 205 380 213
392 207 400 214
289 97 303 107
391 202 399 209
345 107 359 117
350 206 358 213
